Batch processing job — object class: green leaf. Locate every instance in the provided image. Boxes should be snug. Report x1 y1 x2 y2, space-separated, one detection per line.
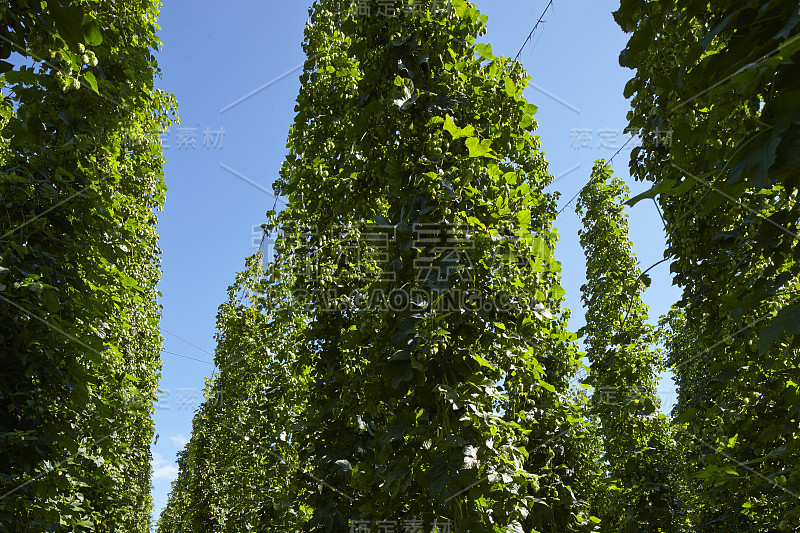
43 291 60 313
549 284 566 300
759 304 800 355
726 126 782 189
389 362 413 389
473 354 497 371
335 459 352 474
520 114 534 129
430 461 453 498
507 521 524 533
694 466 717 479
83 21 103 46
83 71 99 94
443 114 475 140
394 84 418 110
504 77 516 97
698 11 736 50
466 137 497 159
625 179 676 206
516 209 531 227
671 407 699 425
540 381 556 393
4 69 38 85
49 3 85 50
474 43 496 61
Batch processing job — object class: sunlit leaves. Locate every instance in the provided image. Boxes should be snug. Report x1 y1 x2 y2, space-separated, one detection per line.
576 160 678 529
465 137 497 159
1 1 175 530
617 0 800 527
160 0 589 531
443 114 475 140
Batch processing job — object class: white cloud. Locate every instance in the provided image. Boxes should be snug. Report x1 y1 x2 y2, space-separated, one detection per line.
170 433 188 448
152 451 179 481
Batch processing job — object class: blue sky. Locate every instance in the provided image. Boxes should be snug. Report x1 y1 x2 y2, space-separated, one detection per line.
149 0 682 523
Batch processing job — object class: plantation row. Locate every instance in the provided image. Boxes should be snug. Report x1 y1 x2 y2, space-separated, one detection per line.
1 0 799 532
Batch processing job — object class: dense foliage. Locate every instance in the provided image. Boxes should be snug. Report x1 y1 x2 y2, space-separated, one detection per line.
158 0 605 531
2 0 789 531
576 160 680 531
156 256 313 531
616 0 800 529
159 0 800 531
0 1 176 531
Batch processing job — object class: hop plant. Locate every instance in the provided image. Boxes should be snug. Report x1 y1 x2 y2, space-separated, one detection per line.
55 71 71 92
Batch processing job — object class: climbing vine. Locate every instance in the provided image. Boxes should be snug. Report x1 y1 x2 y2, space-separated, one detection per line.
616 0 800 529
160 0 596 531
576 160 680 531
0 1 176 531
155 1 800 532
157 253 314 532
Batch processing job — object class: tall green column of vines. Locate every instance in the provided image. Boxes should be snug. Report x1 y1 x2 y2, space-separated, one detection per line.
159 0 598 532
615 0 800 529
158 254 314 532
576 160 680 531
1 1 176 531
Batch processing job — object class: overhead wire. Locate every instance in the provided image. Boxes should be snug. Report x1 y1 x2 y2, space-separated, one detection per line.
162 350 214 365
514 0 555 63
557 135 636 216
